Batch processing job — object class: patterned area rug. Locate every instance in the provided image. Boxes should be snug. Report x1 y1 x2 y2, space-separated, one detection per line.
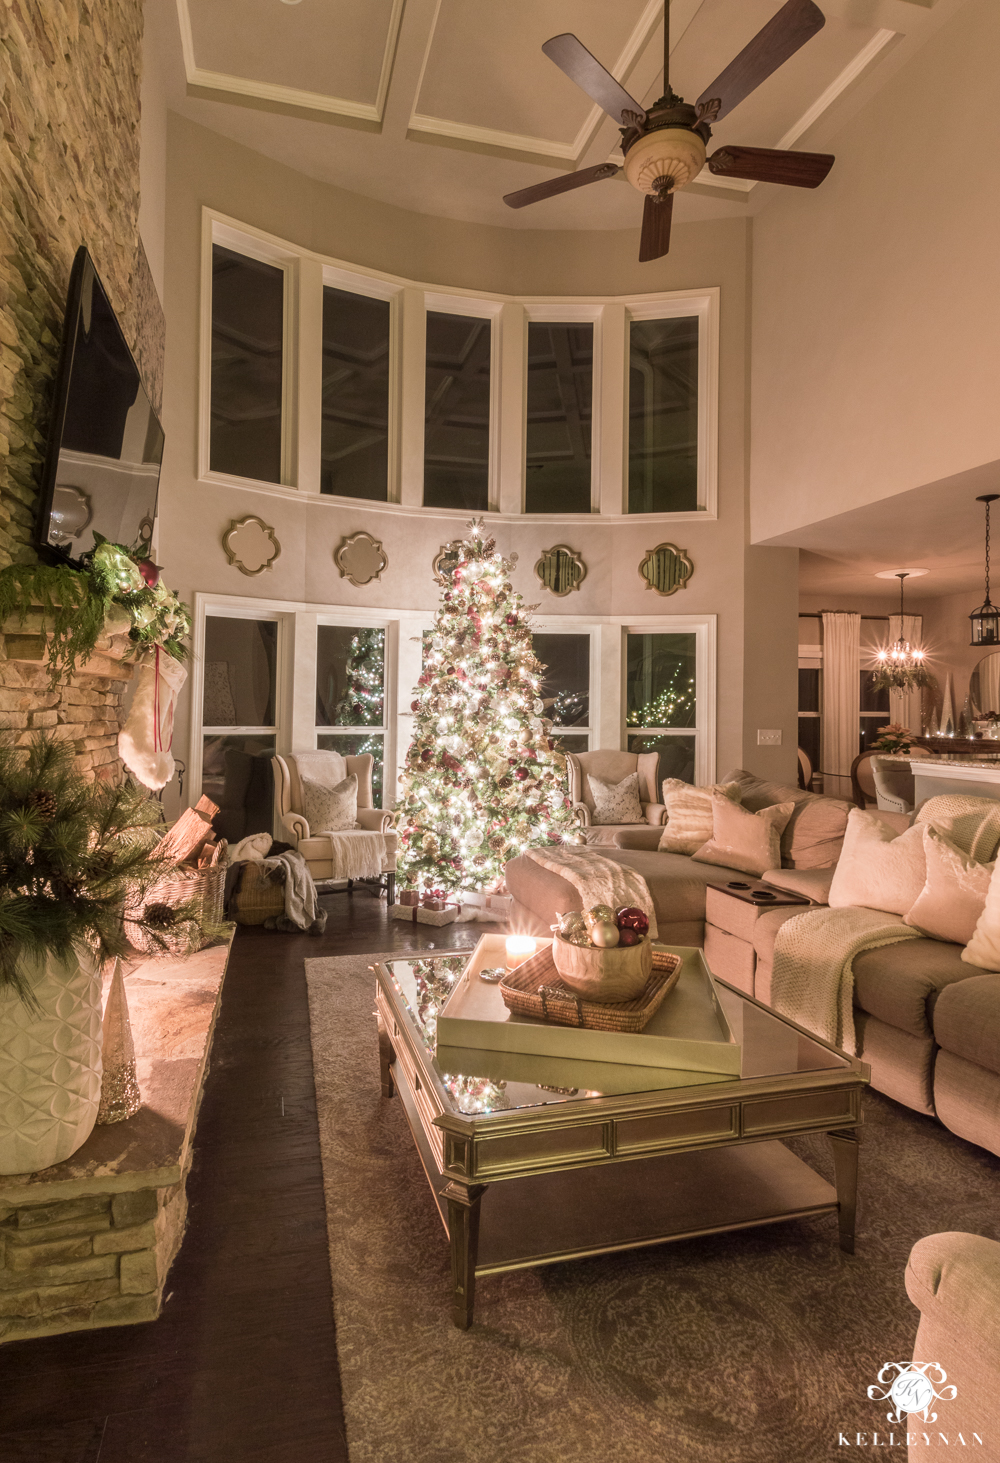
305 953 1000 1463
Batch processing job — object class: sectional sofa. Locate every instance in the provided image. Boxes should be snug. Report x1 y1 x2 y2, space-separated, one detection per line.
505 769 1000 1159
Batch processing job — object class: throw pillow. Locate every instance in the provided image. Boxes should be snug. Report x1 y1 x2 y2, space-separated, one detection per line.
658 779 742 855
301 771 358 833
903 825 995 945
914 794 1000 863
692 797 796 878
828 810 927 916
721 768 851 869
963 862 1000 970
588 772 644 825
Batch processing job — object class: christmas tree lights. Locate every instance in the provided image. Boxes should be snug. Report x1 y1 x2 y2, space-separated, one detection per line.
398 522 573 893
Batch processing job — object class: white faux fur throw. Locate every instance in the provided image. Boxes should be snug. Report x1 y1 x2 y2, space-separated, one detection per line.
320 831 386 883
770 906 924 1055
524 843 658 939
119 650 188 791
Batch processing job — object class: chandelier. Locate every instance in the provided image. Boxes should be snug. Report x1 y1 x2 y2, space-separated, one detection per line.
970 493 1000 647
872 572 931 692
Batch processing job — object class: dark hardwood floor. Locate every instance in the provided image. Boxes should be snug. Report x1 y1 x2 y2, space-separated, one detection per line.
0 892 484 1463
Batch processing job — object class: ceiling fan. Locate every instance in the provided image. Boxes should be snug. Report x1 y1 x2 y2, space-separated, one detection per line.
503 0 836 262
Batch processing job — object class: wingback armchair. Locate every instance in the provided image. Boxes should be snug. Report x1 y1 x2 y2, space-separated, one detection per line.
272 752 397 900
566 750 667 847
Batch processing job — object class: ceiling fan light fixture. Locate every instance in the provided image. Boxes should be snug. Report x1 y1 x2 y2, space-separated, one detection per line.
623 128 707 196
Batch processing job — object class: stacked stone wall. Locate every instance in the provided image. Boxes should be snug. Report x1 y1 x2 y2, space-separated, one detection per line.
0 0 146 571
0 1185 179 1341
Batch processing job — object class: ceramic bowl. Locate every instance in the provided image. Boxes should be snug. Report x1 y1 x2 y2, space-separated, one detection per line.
551 932 653 1002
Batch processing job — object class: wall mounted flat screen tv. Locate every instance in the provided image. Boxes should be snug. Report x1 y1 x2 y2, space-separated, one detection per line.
36 246 163 565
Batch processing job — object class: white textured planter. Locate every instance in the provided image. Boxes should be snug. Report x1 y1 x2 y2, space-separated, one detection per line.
0 947 103 1175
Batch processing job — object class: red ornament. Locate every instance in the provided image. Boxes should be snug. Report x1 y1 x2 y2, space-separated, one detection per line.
615 906 649 936
137 559 162 588
411 701 420 712
617 928 641 947
514 768 529 781
505 614 517 626
420 749 432 761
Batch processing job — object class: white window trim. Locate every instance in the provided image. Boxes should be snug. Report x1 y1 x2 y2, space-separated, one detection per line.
200 219 300 491
621 615 717 787
197 209 719 523
191 595 293 835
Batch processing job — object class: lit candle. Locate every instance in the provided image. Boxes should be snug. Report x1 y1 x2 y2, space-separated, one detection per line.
505 935 537 970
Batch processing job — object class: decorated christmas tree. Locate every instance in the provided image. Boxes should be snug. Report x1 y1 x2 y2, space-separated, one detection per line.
397 522 573 893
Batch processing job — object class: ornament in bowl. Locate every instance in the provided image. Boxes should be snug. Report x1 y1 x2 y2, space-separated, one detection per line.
550 904 653 1002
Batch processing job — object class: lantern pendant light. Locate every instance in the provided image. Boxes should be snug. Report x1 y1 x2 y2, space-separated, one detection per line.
971 495 1000 646
872 571 929 691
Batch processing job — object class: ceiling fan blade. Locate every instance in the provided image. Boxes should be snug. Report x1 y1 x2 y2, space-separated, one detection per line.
708 145 834 187
503 163 620 210
696 0 826 124
639 191 673 263
542 33 645 126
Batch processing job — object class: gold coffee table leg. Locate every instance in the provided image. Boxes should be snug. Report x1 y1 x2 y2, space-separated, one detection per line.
444 1182 486 1329
376 1014 395 1098
829 1128 860 1254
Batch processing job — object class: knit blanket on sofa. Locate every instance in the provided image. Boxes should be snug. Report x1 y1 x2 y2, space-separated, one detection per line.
770 906 924 1054
524 844 658 938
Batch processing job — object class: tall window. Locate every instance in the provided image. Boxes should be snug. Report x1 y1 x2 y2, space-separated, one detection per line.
424 311 491 511
321 286 390 500
859 670 890 750
202 615 278 841
532 633 590 753
316 625 387 806
628 315 698 514
625 632 697 786
798 667 820 776
525 322 593 514
210 246 284 483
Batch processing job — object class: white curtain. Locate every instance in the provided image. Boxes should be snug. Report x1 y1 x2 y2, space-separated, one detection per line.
888 613 923 733
822 612 860 801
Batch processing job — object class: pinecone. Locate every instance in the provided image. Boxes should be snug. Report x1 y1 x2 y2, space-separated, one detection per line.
144 902 177 929
27 789 58 822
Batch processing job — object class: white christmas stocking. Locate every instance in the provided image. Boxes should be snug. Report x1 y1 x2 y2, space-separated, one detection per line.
119 648 189 790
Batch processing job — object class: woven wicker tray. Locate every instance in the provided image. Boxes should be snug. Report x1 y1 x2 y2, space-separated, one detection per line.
499 945 682 1033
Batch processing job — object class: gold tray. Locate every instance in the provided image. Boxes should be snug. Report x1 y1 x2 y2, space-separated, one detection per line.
499 945 682 1032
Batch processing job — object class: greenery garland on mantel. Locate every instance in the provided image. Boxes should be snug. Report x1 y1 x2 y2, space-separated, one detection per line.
0 538 191 682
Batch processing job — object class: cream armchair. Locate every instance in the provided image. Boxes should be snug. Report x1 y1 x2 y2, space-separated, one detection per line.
566 750 667 847
272 752 397 902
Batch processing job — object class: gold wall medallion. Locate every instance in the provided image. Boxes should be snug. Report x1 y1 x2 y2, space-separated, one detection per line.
222 516 281 576
638 543 694 595
432 540 466 586
335 531 388 587
535 545 587 597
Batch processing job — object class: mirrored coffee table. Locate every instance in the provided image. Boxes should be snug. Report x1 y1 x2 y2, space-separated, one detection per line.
372 936 869 1329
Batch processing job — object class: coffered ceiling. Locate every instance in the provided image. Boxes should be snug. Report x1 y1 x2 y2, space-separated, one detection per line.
161 0 962 230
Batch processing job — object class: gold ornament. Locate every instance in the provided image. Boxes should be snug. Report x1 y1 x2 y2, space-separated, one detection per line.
591 920 621 949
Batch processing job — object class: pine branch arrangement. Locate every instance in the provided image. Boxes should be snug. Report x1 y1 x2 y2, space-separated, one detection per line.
397 522 573 893
0 735 226 1005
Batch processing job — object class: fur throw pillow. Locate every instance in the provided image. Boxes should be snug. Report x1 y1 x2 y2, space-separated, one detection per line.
658 779 742 855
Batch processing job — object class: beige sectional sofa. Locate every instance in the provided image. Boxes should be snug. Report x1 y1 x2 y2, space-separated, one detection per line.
505 768 1000 1158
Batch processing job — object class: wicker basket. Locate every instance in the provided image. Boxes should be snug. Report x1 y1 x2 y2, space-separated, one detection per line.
551 930 653 1001
231 860 285 926
128 841 228 956
499 944 682 1032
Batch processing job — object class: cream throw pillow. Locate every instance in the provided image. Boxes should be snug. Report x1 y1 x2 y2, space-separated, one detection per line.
301 771 358 833
658 779 742 855
692 797 796 878
903 825 995 945
963 861 1000 970
828 810 927 915
588 772 644 825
